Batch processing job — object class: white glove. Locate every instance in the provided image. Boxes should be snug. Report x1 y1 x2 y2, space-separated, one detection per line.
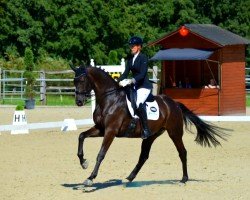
119 79 133 87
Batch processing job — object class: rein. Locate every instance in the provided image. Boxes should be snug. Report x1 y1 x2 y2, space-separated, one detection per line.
80 88 122 106
99 87 121 99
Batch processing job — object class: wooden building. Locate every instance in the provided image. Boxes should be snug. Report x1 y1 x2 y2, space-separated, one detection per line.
149 24 250 115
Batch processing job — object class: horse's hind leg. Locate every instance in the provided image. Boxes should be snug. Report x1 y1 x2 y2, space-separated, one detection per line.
126 130 164 182
168 129 188 183
77 126 101 169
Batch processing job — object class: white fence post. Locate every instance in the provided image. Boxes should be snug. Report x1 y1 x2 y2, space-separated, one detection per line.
90 59 96 114
40 70 46 105
121 58 125 68
152 66 158 95
90 59 95 67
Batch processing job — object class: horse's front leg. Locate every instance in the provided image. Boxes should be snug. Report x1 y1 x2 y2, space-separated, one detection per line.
77 126 101 170
83 131 115 186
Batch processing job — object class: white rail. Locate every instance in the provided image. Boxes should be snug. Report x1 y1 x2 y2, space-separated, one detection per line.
0 119 94 132
1 115 250 133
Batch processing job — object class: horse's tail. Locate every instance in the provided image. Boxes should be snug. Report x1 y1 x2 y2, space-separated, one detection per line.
177 102 228 147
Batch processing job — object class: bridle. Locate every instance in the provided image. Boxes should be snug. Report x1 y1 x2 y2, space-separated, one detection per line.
74 72 121 102
74 74 92 96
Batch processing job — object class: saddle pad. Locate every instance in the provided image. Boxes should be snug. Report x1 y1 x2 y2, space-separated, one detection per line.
126 96 159 120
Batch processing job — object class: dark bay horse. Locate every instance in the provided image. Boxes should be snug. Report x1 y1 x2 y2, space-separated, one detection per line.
71 65 227 186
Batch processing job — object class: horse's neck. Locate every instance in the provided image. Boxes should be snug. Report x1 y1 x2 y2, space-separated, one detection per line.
88 68 118 98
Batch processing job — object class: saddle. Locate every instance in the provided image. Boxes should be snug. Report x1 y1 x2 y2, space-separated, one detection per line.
125 86 154 109
123 86 159 137
124 86 159 120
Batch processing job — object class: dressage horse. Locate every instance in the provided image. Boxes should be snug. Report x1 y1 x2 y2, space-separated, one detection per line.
71 65 227 186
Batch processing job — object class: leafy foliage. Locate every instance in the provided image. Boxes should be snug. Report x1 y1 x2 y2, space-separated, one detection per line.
23 48 36 99
15 104 24 110
0 0 249 68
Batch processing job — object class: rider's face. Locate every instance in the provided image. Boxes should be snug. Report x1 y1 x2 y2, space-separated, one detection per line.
130 44 141 55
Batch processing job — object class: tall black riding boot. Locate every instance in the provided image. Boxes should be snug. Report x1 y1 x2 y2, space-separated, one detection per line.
137 103 153 139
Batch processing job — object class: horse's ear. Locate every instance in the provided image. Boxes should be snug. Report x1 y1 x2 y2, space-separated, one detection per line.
69 62 76 72
81 61 87 68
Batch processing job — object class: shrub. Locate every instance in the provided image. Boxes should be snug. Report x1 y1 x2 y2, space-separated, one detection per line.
15 104 24 110
23 48 36 100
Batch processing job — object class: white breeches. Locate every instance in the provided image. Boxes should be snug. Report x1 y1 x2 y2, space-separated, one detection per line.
136 88 151 108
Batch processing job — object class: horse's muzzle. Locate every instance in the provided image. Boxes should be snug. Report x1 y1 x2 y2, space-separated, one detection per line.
76 100 83 107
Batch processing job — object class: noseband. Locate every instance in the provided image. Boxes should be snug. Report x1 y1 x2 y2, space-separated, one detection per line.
75 90 91 96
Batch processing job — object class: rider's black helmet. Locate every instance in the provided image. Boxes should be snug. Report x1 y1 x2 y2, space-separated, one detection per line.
129 36 143 46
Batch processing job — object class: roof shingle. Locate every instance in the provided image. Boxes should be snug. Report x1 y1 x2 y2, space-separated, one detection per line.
185 24 250 46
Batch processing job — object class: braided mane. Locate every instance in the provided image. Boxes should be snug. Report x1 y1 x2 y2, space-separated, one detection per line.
91 66 119 87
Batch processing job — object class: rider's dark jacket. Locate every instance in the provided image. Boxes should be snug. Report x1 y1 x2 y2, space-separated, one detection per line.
118 52 153 90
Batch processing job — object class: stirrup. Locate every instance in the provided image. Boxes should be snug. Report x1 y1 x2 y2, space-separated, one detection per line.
141 129 152 139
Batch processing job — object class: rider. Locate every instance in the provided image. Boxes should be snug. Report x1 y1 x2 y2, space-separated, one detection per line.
118 36 153 139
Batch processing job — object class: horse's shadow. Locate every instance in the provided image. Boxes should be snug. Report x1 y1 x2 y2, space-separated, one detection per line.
61 178 205 193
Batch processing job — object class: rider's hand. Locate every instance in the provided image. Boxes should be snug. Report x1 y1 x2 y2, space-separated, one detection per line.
119 79 135 87
119 79 128 87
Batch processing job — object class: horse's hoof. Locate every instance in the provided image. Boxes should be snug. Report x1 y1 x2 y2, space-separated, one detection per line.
83 179 93 187
126 175 134 182
81 159 88 169
180 176 188 184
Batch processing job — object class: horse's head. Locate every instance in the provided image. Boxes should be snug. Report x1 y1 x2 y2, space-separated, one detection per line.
70 64 92 106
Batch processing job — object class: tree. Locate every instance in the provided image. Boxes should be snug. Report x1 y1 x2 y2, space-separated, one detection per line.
23 48 36 101
0 0 249 67
108 50 119 65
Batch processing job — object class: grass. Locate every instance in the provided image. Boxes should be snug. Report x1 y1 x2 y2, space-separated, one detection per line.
247 95 250 106
1 94 250 107
0 95 76 106
46 95 75 106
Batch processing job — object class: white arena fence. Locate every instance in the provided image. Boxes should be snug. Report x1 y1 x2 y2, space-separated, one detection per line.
1 115 250 134
0 119 94 132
